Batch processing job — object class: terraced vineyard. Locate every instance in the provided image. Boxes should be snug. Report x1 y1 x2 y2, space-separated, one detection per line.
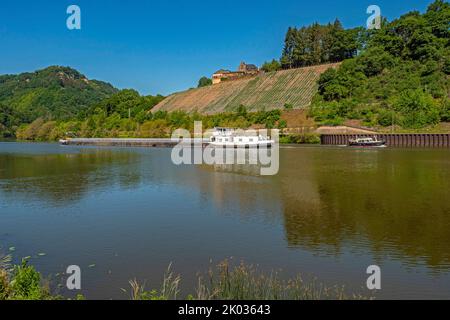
153 63 340 114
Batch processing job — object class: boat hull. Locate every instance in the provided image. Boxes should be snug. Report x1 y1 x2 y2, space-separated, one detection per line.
209 141 274 148
348 141 386 147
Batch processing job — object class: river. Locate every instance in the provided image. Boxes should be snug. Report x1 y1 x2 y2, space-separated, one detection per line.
0 142 449 299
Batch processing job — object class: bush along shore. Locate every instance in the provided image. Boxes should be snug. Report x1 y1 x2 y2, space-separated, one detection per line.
0 254 369 300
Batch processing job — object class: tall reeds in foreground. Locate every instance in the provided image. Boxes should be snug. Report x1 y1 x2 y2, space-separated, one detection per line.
129 260 368 300
124 263 181 300
194 260 358 300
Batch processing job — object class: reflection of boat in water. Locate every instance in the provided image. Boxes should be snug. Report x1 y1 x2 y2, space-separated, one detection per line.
202 163 264 176
348 136 386 148
209 128 275 148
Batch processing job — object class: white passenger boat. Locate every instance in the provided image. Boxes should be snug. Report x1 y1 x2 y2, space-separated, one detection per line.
59 139 69 145
348 136 386 147
209 128 275 148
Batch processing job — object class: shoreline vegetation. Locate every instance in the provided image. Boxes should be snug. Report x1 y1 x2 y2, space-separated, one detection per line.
0 253 368 300
12 104 322 144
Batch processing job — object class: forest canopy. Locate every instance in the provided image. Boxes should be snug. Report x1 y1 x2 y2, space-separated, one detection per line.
308 0 450 129
0 66 118 137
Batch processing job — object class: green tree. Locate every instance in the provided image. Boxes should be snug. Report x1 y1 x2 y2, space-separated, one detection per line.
281 27 297 68
424 0 450 39
261 59 281 72
197 77 212 88
392 89 440 128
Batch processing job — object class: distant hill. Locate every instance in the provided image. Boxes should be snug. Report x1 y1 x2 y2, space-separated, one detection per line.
0 66 118 122
153 63 340 114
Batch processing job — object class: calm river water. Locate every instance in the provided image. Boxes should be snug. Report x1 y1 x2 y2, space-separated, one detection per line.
1 142 450 299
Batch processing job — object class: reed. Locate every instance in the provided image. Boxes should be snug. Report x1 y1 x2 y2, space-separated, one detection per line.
125 263 181 300
130 260 368 300
0 253 12 300
194 260 352 300
0 253 11 272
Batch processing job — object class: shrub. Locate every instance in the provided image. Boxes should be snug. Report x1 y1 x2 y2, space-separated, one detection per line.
358 48 397 77
280 133 321 144
9 260 48 300
36 121 56 141
377 109 396 127
0 269 10 300
440 99 450 122
16 118 45 140
278 119 287 130
392 89 441 128
283 103 294 110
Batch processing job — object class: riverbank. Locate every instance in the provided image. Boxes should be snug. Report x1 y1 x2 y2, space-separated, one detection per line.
12 132 450 148
0 255 366 300
6 133 322 146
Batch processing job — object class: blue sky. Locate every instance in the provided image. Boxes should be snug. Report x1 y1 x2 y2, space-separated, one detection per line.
0 0 434 95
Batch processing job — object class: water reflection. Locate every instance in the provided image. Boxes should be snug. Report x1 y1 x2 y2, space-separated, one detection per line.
279 147 450 270
0 150 140 205
1 143 450 273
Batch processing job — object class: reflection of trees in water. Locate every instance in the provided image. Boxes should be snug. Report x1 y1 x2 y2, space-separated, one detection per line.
280 148 450 270
0 147 283 223
0 151 142 205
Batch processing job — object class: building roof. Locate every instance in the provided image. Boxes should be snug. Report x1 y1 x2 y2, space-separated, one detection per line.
245 64 258 71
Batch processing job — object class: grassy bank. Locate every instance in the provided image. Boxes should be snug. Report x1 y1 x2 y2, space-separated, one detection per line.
1 254 367 300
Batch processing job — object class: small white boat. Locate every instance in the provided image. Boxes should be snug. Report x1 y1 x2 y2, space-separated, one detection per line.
59 139 69 145
209 128 274 148
348 136 386 147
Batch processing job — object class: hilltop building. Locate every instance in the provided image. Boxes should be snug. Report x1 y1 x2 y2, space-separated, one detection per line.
212 62 259 85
